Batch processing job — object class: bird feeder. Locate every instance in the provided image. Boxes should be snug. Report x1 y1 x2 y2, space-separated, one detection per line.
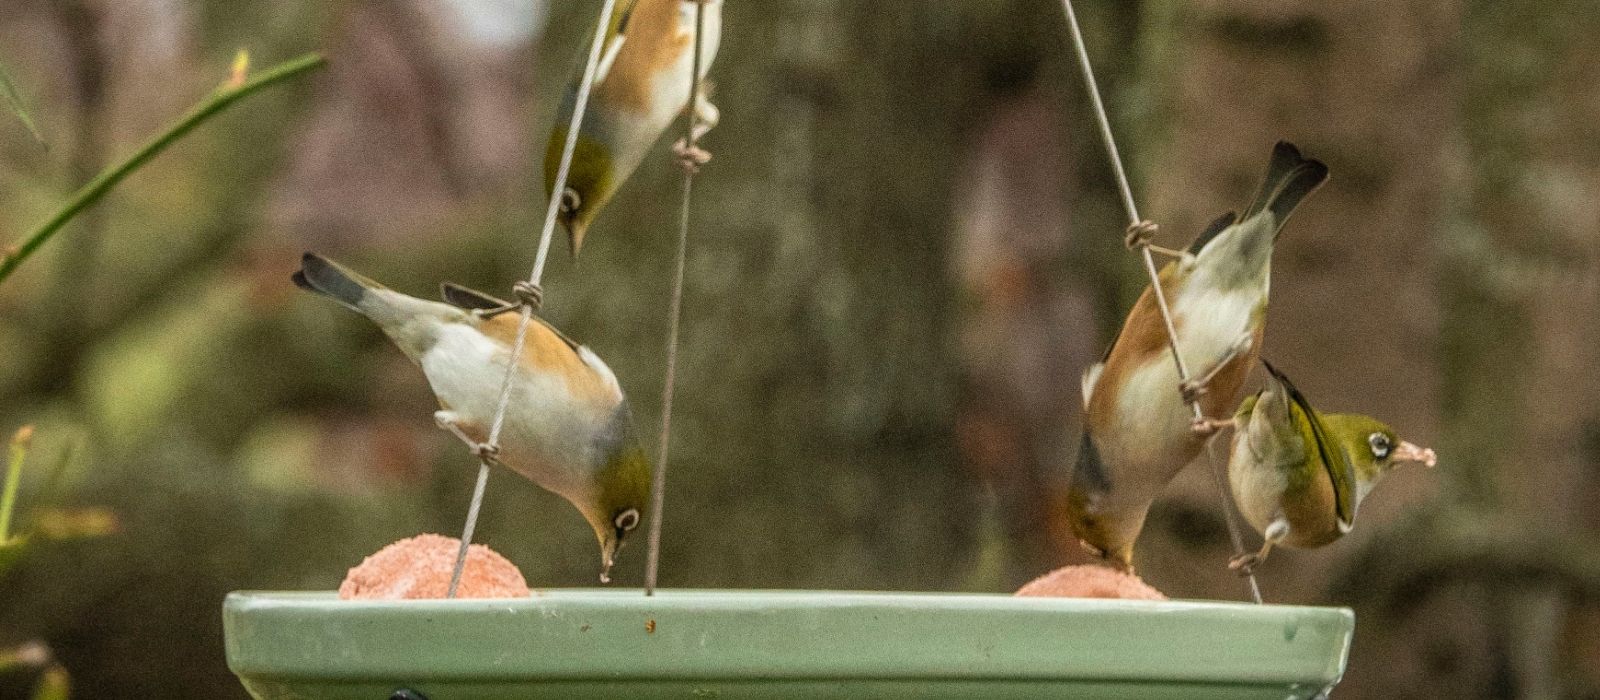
224 590 1352 699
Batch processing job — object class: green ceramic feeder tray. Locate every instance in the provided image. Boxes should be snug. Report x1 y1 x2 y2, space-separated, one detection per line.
224 590 1353 699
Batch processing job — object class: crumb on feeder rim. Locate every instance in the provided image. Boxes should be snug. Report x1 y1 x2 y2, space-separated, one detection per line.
1015 564 1167 601
340 533 530 600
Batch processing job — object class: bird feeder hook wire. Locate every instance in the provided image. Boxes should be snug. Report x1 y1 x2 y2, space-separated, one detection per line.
447 0 621 598
1057 0 1263 604
644 0 713 597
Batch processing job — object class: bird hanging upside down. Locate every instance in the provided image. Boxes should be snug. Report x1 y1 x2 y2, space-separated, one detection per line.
548 0 723 257
1067 141 1329 571
1216 359 1436 572
293 253 650 582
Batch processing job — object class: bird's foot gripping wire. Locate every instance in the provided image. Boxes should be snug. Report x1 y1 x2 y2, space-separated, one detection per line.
1228 552 1262 576
1124 219 1194 264
1180 332 1255 406
673 140 712 174
673 89 718 175
1191 416 1235 437
511 281 544 310
436 411 501 465
470 281 545 320
1124 220 1159 249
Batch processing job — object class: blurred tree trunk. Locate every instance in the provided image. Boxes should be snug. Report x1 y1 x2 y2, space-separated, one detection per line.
1426 1 1600 697
949 2 1154 585
534 0 1084 590
1337 1 1600 698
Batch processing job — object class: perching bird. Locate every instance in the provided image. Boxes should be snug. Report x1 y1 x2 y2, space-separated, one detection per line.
1219 360 1436 570
292 253 650 581
547 0 723 256
1068 141 1329 571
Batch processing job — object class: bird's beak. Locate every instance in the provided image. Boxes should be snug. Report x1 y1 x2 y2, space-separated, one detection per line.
566 220 589 259
1393 441 1437 468
597 536 618 584
558 188 587 258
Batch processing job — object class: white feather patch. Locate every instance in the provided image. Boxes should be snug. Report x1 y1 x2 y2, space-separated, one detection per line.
1081 363 1104 409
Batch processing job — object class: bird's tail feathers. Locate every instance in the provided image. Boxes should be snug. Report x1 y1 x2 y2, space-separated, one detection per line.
294 252 383 313
1246 141 1329 231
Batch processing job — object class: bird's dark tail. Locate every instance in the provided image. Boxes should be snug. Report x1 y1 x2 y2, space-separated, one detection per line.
292 252 383 313
1244 141 1329 231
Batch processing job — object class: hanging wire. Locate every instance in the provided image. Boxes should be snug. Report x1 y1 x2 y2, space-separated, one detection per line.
1058 0 1263 604
644 0 711 597
447 0 621 598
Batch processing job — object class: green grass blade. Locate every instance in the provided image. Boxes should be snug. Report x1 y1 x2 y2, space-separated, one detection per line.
0 61 45 146
1 425 32 544
0 52 326 286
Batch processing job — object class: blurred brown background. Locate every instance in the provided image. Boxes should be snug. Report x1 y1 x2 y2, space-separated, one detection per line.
1 0 1597 697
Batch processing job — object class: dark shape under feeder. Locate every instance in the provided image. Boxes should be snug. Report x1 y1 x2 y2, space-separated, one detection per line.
224 589 1352 699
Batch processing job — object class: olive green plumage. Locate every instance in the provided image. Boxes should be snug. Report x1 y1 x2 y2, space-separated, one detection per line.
1225 360 1436 570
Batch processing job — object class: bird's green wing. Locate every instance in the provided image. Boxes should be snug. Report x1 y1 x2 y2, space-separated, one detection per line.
1261 360 1358 527
1245 376 1300 468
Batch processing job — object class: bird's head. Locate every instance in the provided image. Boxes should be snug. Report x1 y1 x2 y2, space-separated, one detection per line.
546 131 617 258
1323 413 1436 497
580 441 651 583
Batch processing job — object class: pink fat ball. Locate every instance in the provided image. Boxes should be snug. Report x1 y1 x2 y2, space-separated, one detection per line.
339 533 531 600
1015 564 1167 600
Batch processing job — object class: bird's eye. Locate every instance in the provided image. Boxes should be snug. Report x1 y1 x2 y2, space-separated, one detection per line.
560 187 582 214
1368 433 1392 459
613 508 640 532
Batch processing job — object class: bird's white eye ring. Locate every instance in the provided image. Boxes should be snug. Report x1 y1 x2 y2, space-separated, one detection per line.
614 508 640 531
1368 433 1392 459
560 188 581 213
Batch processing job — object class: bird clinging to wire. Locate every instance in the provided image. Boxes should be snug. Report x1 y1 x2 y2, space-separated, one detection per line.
293 253 650 581
1215 360 1436 571
1067 141 1329 571
547 0 723 257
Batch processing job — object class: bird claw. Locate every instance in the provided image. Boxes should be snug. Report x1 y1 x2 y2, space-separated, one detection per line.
1191 417 1231 437
673 140 712 173
1179 380 1207 404
471 442 501 463
1228 553 1261 575
1123 220 1159 250
434 411 501 463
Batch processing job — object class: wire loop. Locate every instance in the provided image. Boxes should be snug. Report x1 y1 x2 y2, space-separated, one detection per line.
1059 0 1263 604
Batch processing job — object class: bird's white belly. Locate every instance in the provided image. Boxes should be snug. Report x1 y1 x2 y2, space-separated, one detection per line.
1097 285 1262 504
1171 284 1259 369
622 7 723 150
420 326 608 493
1115 288 1260 434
